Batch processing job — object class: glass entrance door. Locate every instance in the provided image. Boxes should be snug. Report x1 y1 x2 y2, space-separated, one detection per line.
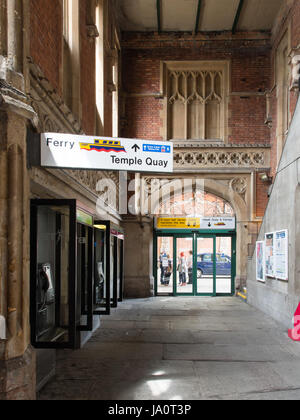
215 236 232 294
196 237 214 295
156 236 174 295
175 236 193 295
155 233 235 297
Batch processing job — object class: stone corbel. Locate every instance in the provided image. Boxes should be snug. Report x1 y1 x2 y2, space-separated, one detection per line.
107 81 117 94
86 24 99 41
0 91 37 125
0 58 38 124
230 177 247 196
290 47 300 91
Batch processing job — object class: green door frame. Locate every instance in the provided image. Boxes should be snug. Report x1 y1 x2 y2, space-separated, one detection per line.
154 229 236 297
173 233 194 296
194 233 216 297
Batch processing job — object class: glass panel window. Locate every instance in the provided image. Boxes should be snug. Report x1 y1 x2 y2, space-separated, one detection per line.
34 204 71 344
77 224 93 331
215 237 232 294
157 237 174 294
175 237 193 295
94 225 110 314
197 238 214 294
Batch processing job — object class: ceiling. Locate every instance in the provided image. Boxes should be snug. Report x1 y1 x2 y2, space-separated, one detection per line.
118 0 284 33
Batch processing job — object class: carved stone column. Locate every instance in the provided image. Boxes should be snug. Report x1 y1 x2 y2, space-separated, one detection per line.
7 0 23 72
0 0 37 400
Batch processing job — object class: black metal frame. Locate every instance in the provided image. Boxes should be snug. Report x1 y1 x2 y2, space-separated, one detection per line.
111 225 125 308
93 221 111 315
30 199 77 349
118 238 124 303
77 223 94 332
112 234 118 308
30 201 125 349
94 221 125 311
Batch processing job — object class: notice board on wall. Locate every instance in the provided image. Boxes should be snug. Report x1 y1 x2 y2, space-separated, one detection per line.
256 241 265 283
265 232 275 278
274 230 288 281
257 230 289 282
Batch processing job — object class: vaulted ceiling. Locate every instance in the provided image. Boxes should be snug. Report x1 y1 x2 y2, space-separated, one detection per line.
118 0 284 34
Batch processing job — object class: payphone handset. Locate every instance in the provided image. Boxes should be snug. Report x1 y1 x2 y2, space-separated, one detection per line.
36 263 55 337
97 262 105 285
95 261 105 305
37 263 55 307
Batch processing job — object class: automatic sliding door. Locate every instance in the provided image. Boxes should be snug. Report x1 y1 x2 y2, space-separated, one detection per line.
155 233 235 297
175 237 193 295
156 237 173 294
216 237 232 294
196 237 214 295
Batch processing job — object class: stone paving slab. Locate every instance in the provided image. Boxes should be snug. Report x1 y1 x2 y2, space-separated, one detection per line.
193 361 289 398
221 388 300 400
67 342 164 361
38 297 300 401
190 330 289 346
163 343 298 362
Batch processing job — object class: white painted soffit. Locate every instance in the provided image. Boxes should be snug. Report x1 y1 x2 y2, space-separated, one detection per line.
118 0 285 33
237 0 284 31
119 0 158 31
200 0 240 32
161 0 199 32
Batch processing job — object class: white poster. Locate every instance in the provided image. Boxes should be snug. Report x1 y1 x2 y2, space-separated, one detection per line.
40 133 173 173
265 232 275 278
275 230 288 281
256 241 265 282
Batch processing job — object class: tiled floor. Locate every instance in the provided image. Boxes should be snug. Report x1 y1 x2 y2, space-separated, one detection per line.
38 297 300 400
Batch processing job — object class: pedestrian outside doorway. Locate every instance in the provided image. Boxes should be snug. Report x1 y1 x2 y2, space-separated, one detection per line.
154 230 236 297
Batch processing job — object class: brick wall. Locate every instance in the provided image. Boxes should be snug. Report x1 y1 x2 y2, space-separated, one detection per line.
30 0 62 94
255 173 270 218
269 0 300 177
228 96 270 145
291 0 300 48
30 0 96 135
121 34 272 217
120 16 300 219
121 35 272 145
80 0 96 135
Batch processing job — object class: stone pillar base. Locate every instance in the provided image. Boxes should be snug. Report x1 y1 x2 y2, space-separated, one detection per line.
124 276 154 298
0 346 36 400
123 219 154 298
235 276 247 291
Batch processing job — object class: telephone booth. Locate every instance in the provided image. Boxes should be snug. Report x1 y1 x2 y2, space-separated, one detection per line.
30 199 124 349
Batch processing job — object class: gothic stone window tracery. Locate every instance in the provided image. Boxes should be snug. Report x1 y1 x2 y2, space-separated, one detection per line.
162 61 230 142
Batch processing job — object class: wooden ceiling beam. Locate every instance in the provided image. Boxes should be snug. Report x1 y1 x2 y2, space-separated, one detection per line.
157 0 161 32
195 0 202 34
232 0 245 34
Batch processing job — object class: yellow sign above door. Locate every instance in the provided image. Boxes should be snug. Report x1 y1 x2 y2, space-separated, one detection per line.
156 217 201 229
156 216 236 230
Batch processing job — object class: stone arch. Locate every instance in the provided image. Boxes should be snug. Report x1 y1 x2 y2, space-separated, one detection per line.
148 177 249 290
149 178 248 221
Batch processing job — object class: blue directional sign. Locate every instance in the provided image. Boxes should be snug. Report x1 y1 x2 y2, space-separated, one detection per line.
142 144 171 153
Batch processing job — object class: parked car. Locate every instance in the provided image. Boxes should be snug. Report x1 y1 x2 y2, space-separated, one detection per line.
197 253 231 277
